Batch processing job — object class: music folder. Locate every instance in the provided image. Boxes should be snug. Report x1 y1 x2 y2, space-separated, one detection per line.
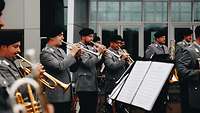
110 61 174 111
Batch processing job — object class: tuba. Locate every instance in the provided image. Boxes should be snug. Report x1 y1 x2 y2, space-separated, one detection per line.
7 78 47 113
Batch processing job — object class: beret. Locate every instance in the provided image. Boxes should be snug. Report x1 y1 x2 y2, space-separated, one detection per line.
79 28 94 36
0 29 23 45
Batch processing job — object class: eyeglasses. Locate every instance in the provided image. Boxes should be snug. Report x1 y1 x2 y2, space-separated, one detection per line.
58 32 64 37
88 34 94 37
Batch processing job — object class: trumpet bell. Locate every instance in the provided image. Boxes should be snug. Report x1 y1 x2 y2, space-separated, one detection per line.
62 83 71 92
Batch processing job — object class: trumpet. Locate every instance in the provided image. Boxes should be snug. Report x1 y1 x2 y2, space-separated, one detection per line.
119 48 134 64
16 54 70 92
62 41 100 56
91 41 134 64
90 41 121 58
7 78 45 113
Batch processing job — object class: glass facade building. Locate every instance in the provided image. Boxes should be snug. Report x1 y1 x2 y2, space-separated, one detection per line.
88 0 200 58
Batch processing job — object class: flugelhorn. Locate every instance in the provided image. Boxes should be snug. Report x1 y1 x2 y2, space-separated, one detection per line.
62 41 100 56
16 54 70 92
7 78 44 113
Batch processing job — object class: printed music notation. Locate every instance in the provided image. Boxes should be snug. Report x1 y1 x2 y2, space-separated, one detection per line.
110 61 174 111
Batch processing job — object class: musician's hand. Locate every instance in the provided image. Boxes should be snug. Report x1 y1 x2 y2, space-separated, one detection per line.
96 45 106 54
33 63 45 78
45 104 54 113
69 43 81 57
120 53 129 60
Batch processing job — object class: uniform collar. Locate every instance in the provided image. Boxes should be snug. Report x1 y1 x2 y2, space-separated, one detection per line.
183 40 192 46
46 44 60 52
155 42 164 47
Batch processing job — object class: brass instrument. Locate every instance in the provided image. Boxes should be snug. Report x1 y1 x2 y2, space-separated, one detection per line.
91 41 134 64
169 68 179 83
120 49 134 64
16 54 70 92
62 41 100 56
169 40 176 60
7 78 44 113
168 40 179 83
90 41 121 58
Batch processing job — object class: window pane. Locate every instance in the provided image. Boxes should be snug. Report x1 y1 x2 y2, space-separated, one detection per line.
144 24 168 50
64 8 68 26
98 1 119 21
194 2 200 22
121 2 141 21
64 0 68 6
89 1 97 21
172 2 192 22
89 23 97 33
144 2 167 22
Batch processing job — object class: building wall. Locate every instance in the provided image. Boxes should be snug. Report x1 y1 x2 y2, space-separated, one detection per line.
4 0 40 61
68 0 89 43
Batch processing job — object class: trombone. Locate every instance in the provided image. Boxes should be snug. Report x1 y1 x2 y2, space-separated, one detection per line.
62 41 100 56
16 54 70 92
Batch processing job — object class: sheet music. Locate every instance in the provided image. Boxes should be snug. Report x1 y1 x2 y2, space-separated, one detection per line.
131 62 174 111
110 62 135 99
116 61 152 104
110 73 129 99
115 62 134 84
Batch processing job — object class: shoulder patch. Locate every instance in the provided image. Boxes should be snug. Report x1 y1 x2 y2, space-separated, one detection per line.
43 47 54 53
0 60 10 66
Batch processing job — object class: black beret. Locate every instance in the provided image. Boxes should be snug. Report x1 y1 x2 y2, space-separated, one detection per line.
0 29 23 45
195 26 200 38
79 28 94 36
0 0 5 12
93 35 100 42
46 26 65 38
110 35 123 42
154 30 166 38
182 29 193 36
